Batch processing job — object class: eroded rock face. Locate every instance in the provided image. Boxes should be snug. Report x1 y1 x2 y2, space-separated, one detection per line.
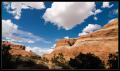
43 19 118 69
10 44 25 50
2 41 49 69
2 41 34 57
2 41 11 46
55 38 77 49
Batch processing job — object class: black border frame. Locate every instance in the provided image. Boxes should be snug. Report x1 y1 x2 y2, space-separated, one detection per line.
0 0 119 71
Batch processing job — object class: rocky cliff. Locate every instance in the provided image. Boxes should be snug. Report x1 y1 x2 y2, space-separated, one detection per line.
2 41 34 57
2 41 49 69
55 38 77 49
43 18 118 69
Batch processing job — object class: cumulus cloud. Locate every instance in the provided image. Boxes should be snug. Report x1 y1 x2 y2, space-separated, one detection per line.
2 20 18 35
83 24 101 33
3 2 45 19
102 2 113 8
2 19 51 44
43 2 96 30
78 32 88 36
25 46 53 56
78 24 101 36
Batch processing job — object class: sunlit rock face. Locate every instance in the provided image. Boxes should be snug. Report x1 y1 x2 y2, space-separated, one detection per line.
43 18 118 69
2 41 34 57
55 38 77 49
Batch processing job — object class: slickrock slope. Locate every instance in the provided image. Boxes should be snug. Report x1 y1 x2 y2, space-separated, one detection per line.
43 18 118 69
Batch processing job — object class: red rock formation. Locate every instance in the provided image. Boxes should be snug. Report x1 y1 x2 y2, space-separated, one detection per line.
55 38 77 49
2 41 34 57
43 18 118 69
2 41 11 46
10 44 25 50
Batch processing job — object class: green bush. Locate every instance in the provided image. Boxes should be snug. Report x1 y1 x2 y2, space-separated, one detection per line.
69 53 105 69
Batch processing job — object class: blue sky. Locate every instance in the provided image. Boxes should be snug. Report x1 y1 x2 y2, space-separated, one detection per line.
2 2 118 55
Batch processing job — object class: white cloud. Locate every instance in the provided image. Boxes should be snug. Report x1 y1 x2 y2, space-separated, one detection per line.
5 29 51 44
55 38 60 42
27 40 35 43
83 24 101 33
25 46 53 56
2 19 51 44
112 9 118 16
102 2 113 8
3 2 45 19
94 16 98 20
43 2 96 30
102 2 109 8
94 9 102 15
92 9 102 20
78 32 88 36
115 9 118 14
108 18 117 24
41 40 52 44
2 19 18 36
78 24 101 36
64 36 69 39
51 44 56 49
15 15 20 20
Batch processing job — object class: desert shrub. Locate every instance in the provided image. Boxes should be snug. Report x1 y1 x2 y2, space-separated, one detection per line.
69 53 105 69
51 53 73 69
11 57 48 69
2 44 48 69
42 57 49 63
31 55 41 60
3 55 48 69
51 53 65 65
108 52 118 69
2 45 12 69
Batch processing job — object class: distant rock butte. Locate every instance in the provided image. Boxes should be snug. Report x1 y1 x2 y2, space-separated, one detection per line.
2 41 49 69
43 18 118 69
2 41 34 57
